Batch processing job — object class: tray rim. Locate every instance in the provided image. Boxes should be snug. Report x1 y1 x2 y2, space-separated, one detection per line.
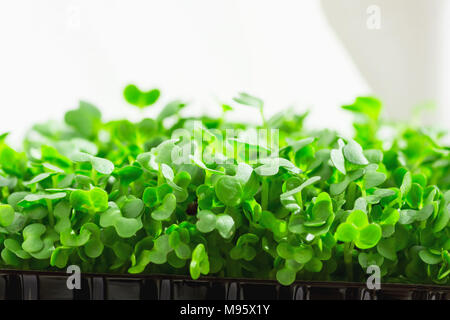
1 268 449 292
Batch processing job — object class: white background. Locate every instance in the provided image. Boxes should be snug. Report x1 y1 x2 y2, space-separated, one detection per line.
1 0 447 147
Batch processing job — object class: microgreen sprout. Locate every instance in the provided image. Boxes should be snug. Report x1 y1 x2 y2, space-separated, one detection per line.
0 88 447 287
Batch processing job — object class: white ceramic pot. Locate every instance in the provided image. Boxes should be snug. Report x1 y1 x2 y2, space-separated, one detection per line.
321 0 450 126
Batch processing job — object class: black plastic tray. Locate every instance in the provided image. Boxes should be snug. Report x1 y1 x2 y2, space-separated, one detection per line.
0 269 449 300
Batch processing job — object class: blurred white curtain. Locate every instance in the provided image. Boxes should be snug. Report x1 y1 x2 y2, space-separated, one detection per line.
321 0 450 125
1 0 374 146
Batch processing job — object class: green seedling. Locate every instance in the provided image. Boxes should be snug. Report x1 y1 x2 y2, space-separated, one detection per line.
124 84 160 109
0 88 447 287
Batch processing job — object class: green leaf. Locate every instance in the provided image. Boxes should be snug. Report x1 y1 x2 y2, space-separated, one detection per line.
175 243 191 260
355 224 382 249
190 244 209 280
255 158 301 176
1 85 450 287
157 100 186 121
0 204 15 227
215 176 243 207
23 207 48 220
358 252 384 268
128 234 172 273
343 139 369 165
216 214 235 239
84 238 104 258
308 192 333 226
124 84 160 109
364 168 386 189
60 227 91 247
342 96 382 121
366 188 397 204
330 169 365 195
364 149 383 164
100 202 143 238
233 92 263 109
280 176 321 201
330 139 346 174
380 207 400 225
142 187 159 207
377 238 397 261
433 203 450 233
293 245 313 264
70 187 108 213
18 192 67 208
400 171 412 197
50 247 72 268
335 222 358 243
64 101 101 138
419 249 442 265
121 198 144 218
399 205 434 225
276 242 295 260
29 237 55 259
4 239 31 259
54 200 72 233
280 137 315 155
22 224 46 253
4 212 26 233
1 248 21 266
347 210 369 228
276 267 296 286
196 210 217 233
115 166 143 185
71 152 114 175
114 217 142 238
305 257 323 273
23 172 54 186
151 193 176 220
406 183 423 209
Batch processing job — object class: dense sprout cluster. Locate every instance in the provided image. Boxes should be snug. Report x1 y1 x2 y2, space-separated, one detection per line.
0 86 449 286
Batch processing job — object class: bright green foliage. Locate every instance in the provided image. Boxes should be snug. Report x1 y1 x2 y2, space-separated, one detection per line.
70 187 108 213
214 176 243 207
335 210 382 249
123 84 160 109
0 87 448 287
196 210 235 239
0 204 14 227
64 101 102 139
190 244 209 279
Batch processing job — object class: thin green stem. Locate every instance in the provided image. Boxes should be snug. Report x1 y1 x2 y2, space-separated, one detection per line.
359 183 366 198
130 182 137 195
157 164 164 186
344 242 354 281
51 174 58 189
204 170 212 186
46 199 54 227
91 167 98 186
261 178 269 211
